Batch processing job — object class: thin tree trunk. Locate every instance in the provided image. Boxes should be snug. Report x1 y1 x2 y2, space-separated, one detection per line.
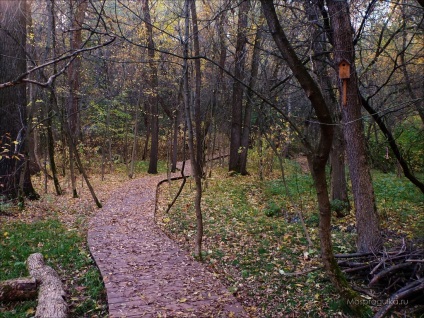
47 93 62 195
45 0 61 195
184 0 203 259
123 103 130 166
229 0 249 173
128 105 139 179
171 110 179 173
361 95 424 193
400 1 424 125
190 0 204 177
240 24 262 175
69 147 78 198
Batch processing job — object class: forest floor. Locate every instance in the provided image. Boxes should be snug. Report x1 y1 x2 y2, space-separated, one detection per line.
87 163 247 317
1 158 423 317
156 159 424 317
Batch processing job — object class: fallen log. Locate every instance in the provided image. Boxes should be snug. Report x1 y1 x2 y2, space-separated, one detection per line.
369 263 413 287
0 277 37 301
27 253 67 318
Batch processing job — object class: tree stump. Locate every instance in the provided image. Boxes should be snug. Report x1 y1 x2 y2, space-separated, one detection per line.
27 253 67 318
0 277 37 301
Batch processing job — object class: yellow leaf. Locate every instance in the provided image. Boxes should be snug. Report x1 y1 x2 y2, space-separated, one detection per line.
26 308 35 315
178 298 187 303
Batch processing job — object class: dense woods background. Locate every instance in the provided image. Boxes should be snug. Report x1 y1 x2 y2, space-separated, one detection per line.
1 0 423 317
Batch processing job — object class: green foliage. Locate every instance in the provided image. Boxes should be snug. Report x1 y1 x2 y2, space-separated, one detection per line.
373 170 424 239
330 199 350 214
157 170 346 317
264 201 281 217
367 116 424 173
0 219 106 317
157 158 423 316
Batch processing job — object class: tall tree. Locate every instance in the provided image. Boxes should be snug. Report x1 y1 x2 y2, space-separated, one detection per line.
67 0 88 197
229 0 249 173
141 0 160 174
239 23 263 175
260 2 368 314
305 1 350 215
190 0 204 177
46 0 63 195
183 0 203 258
326 0 382 253
0 0 38 201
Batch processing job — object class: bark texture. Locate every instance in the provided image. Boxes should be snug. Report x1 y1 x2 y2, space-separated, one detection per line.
183 0 203 258
27 253 67 318
261 2 369 315
0 277 37 301
229 0 249 173
327 0 382 253
0 0 38 200
142 0 160 174
305 1 349 212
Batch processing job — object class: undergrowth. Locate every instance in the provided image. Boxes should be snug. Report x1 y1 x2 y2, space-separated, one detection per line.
0 220 106 318
156 159 423 317
0 159 167 318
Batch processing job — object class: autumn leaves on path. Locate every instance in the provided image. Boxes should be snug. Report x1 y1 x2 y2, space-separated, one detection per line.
87 169 247 317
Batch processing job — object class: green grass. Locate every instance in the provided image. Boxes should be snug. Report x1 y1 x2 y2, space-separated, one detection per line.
114 160 168 175
0 219 106 318
157 169 341 316
373 170 424 239
156 160 424 317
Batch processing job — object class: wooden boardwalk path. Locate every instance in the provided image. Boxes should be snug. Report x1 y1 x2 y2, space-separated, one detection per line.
87 169 247 317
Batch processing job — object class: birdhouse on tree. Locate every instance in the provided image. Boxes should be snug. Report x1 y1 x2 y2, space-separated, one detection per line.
338 59 351 79
338 59 351 106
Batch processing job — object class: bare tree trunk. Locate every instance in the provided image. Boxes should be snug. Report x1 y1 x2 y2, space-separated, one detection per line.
69 149 78 198
67 0 87 139
45 0 61 195
123 103 130 165
141 0 159 174
327 0 382 253
128 105 139 179
47 92 62 195
0 0 38 200
171 110 179 173
229 0 249 173
401 0 424 125
305 1 349 214
190 0 204 177
184 0 203 259
240 24 262 175
261 2 368 314
67 0 87 198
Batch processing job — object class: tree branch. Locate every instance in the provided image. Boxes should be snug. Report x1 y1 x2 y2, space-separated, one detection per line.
0 37 116 89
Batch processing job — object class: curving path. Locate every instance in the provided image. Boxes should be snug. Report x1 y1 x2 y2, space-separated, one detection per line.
87 166 247 317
